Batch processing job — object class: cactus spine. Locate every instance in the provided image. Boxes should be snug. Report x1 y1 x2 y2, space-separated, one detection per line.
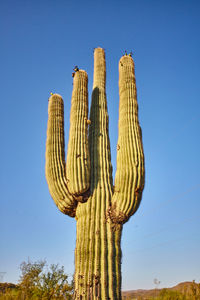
45 48 145 300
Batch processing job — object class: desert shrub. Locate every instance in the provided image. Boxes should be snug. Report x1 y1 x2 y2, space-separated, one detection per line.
0 259 73 299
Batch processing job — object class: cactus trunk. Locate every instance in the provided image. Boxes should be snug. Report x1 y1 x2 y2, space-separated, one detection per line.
45 48 145 300
75 204 122 299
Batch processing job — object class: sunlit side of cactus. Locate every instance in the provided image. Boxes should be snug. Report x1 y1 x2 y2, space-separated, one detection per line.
45 48 145 300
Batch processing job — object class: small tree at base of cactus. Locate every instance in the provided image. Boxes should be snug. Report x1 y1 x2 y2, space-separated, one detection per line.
19 259 73 299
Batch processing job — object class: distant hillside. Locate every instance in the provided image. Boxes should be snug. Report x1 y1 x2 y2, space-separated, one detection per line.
0 282 18 294
122 281 200 299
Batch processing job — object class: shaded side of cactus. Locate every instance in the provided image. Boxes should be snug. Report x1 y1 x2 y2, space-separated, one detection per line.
45 48 145 300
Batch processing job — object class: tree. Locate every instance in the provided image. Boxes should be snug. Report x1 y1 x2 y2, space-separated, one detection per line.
41 264 73 299
19 259 45 298
18 259 73 299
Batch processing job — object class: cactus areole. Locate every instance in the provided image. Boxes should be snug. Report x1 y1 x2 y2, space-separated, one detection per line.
45 48 145 300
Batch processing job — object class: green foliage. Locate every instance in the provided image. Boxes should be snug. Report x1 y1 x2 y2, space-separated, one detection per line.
154 289 187 300
0 285 20 300
190 280 200 300
19 259 45 299
122 281 200 300
0 259 73 300
40 263 73 299
149 282 200 300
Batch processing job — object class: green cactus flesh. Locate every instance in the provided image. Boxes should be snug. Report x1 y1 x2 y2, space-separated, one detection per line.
45 48 145 300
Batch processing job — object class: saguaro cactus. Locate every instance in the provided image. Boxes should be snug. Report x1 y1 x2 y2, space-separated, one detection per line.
45 48 145 300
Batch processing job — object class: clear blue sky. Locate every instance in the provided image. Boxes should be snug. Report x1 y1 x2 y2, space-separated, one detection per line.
0 0 200 291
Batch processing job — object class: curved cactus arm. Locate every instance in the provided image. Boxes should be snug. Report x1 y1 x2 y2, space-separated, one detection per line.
109 55 145 224
46 94 77 217
66 70 90 200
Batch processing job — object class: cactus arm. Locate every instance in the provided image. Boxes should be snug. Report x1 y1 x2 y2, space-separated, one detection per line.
45 94 77 217
89 48 113 190
88 49 113 293
110 55 145 224
75 48 114 298
66 70 90 200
